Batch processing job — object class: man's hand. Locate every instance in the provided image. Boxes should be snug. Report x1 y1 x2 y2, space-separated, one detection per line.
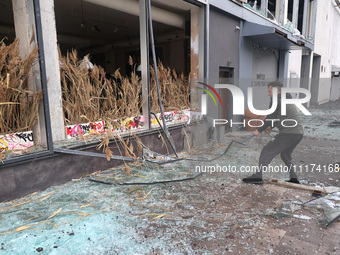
265 126 272 134
253 129 261 137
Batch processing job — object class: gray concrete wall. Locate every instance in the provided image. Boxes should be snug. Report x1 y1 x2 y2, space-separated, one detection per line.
299 52 313 108
311 55 321 106
208 7 240 121
330 76 340 101
251 46 279 110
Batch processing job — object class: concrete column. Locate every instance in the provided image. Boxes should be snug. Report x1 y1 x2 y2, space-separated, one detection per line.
311 54 321 106
279 50 289 86
198 7 205 80
283 0 288 25
277 0 287 25
302 0 309 37
190 7 200 112
311 0 317 40
300 51 313 108
39 0 65 141
261 0 268 18
238 21 253 113
12 0 46 146
292 0 299 28
204 4 210 79
191 8 200 79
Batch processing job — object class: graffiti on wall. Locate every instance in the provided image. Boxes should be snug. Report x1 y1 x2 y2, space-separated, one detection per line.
66 121 106 138
151 110 189 126
0 131 34 152
66 117 143 139
66 110 191 139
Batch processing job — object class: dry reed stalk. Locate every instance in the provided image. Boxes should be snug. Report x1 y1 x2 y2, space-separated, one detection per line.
149 62 191 113
59 49 190 126
59 49 143 125
182 124 191 153
0 39 43 134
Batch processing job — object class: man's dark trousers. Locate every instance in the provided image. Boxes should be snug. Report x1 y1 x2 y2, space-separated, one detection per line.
254 133 303 179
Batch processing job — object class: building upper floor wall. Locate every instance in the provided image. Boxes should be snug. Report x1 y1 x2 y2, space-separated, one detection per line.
330 0 340 68
208 0 315 51
313 0 340 77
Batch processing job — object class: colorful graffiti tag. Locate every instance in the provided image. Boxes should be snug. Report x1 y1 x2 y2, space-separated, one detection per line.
0 131 34 152
150 110 189 126
66 117 143 139
66 110 191 139
66 121 106 138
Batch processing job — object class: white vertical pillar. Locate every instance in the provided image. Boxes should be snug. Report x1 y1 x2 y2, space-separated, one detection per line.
292 0 299 28
39 0 65 141
311 0 317 40
283 0 288 25
300 51 313 108
277 0 287 25
302 0 309 37
261 0 268 18
279 50 289 87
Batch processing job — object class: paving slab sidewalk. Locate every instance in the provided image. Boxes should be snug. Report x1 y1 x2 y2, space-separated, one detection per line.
1 100 340 254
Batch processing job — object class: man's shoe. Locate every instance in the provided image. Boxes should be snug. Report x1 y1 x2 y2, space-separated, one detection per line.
242 176 263 184
287 178 300 184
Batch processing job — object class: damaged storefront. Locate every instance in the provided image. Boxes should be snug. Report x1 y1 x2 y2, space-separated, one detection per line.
0 0 207 201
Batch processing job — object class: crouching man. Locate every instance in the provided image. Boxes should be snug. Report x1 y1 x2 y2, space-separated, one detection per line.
243 81 303 184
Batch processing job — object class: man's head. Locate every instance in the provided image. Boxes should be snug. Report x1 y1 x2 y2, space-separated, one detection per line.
267 81 283 97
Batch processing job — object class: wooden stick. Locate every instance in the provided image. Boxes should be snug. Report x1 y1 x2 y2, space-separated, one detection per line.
268 179 327 194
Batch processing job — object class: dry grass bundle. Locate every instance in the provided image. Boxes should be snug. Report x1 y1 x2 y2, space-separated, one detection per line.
60 49 190 126
0 39 43 134
59 50 142 125
150 62 190 113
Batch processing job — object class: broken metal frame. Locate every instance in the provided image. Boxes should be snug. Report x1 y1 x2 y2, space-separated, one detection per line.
150 112 178 157
139 0 151 131
325 211 340 228
303 191 340 228
89 172 203 186
1 0 55 166
54 132 251 171
143 135 253 165
54 0 181 163
88 135 254 186
146 0 178 158
54 148 136 162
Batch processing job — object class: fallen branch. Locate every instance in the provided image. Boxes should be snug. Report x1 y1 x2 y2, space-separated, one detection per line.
268 179 327 194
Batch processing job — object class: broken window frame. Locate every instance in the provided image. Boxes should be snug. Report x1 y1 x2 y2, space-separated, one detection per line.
139 0 206 131
1 0 54 165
